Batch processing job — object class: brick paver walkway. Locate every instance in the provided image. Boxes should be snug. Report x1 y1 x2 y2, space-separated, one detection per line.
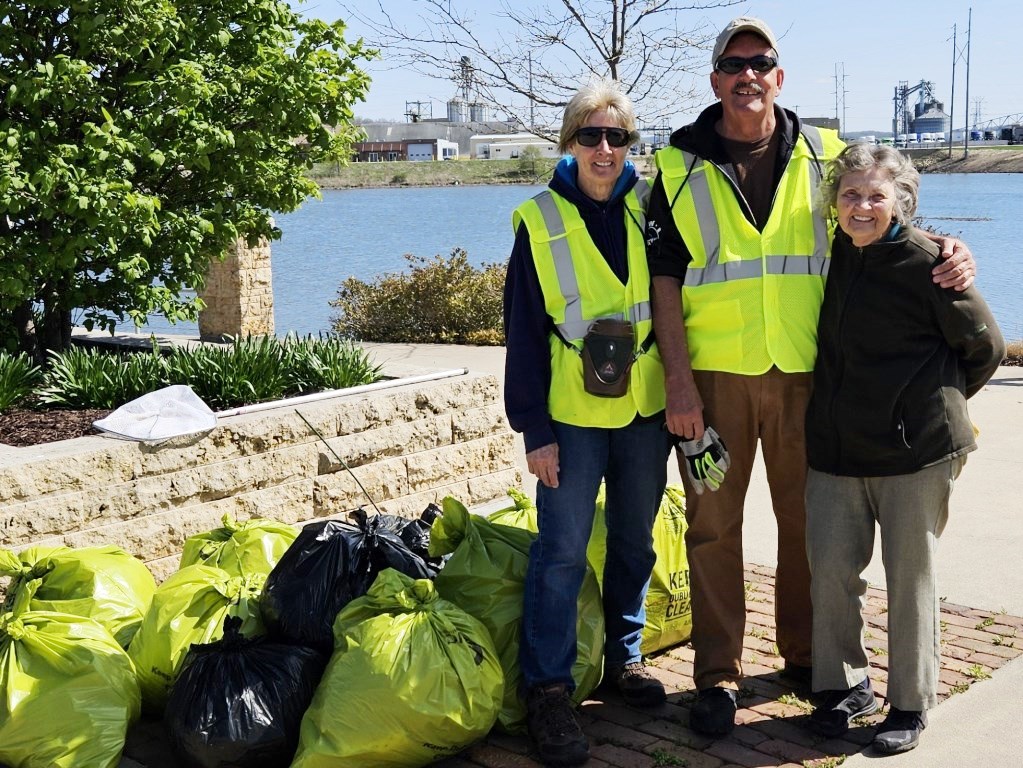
122 564 1023 768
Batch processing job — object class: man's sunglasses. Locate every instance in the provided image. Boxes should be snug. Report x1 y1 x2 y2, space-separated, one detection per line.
715 55 778 75
573 126 634 148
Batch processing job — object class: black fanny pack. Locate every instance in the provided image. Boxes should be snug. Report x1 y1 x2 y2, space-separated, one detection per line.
581 319 635 398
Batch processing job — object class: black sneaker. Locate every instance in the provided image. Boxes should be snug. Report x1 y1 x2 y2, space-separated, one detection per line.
526 684 589 767
873 707 927 754
689 686 738 737
607 661 667 707
808 678 879 738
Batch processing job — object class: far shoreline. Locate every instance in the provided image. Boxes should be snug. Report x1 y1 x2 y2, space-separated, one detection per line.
312 147 1023 191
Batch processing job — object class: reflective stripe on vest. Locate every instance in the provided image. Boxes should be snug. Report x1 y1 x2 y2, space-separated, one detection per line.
529 183 652 342
680 128 831 288
655 126 845 374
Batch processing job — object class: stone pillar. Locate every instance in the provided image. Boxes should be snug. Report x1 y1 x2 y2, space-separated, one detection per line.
198 235 275 340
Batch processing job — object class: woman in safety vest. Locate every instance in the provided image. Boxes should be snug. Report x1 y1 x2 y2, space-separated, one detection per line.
503 79 670 767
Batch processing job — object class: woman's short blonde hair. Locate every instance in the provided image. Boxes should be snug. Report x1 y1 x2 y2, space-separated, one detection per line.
558 78 638 154
820 142 920 224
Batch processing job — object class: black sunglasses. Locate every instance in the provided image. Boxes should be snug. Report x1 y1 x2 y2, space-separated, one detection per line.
715 55 778 75
573 126 633 148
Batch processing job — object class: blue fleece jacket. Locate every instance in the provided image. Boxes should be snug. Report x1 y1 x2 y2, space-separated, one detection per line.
503 157 640 452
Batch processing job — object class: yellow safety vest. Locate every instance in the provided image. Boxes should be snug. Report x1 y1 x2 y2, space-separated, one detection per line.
655 125 844 373
512 182 665 427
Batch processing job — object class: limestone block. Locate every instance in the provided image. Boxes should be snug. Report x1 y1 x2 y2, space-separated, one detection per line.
452 403 509 442
467 467 524 505
406 434 516 491
313 455 411 516
0 441 138 503
133 443 318 511
59 480 313 562
318 415 453 471
0 484 142 547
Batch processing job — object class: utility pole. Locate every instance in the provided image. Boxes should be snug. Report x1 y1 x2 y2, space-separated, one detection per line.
834 63 846 136
964 8 972 158
948 23 957 158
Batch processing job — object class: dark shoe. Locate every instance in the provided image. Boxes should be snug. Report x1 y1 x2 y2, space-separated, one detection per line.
809 678 879 738
689 686 738 737
526 684 589 767
780 662 813 691
607 661 667 707
873 708 927 754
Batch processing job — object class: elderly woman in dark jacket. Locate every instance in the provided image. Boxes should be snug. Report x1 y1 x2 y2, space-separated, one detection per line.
803 143 1004 754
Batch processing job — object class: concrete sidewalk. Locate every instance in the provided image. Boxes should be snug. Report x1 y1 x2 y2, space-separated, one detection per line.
362 343 1023 767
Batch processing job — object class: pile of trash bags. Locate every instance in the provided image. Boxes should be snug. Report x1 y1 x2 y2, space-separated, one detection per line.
0 486 691 768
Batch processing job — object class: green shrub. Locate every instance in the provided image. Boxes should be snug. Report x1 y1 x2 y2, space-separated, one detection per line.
330 249 506 345
30 337 382 411
36 346 168 409
0 352 42 412
165 336 294 410
281 334 383 392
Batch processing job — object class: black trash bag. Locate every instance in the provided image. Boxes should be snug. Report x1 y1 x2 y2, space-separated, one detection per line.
164 616 327 768
348 504 444 573
260 510 436 654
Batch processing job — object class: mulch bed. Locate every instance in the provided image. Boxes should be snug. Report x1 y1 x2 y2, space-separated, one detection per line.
122 564 1023 768
0 407 111 447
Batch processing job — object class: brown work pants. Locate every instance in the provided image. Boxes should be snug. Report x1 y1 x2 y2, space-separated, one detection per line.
683 368 813 690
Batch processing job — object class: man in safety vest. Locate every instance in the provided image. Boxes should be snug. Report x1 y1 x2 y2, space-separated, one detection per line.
645 16 976 737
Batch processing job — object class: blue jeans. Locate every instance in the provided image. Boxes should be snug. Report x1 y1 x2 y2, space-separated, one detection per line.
520 417 670 690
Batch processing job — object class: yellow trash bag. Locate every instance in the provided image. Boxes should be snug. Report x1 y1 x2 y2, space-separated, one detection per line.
179 513 298 577
0 585 140 768
485 487 538 531
590 484 692 654
430 496 604 733
291 569 503 768
0 544 156 648
127 564 265 713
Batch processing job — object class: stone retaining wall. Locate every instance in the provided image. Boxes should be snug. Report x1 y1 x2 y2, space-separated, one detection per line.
0 367 520 583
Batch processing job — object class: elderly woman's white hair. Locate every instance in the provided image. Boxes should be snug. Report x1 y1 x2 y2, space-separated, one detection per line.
820 143 920 225
557 78 639 154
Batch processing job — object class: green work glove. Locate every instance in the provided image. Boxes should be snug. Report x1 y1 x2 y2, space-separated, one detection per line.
676 426 731 495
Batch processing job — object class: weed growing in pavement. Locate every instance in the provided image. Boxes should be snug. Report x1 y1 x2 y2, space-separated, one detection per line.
803 756 847 768
779 692 813 713
949 680 972 695
650 749 688 767
965 664 992 681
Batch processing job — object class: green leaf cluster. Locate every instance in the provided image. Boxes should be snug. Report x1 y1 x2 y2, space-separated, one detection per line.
330 249 506 346
15 335 380 410
0 352 41 411
0 0 374 355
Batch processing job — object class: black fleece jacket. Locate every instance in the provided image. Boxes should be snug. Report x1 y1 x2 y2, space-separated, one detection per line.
805 226 1005 477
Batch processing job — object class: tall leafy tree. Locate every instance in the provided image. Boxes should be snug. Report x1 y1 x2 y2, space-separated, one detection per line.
0 0 372 356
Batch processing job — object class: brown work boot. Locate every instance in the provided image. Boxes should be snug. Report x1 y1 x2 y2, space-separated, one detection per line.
526 684 589 767
607 661 667 707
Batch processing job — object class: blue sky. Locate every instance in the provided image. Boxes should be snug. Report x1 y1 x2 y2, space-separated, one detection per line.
296 1 1020 134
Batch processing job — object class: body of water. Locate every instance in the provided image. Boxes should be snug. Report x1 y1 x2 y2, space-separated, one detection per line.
117 174 1021 342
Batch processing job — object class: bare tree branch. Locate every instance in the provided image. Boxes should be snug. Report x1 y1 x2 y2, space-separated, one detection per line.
339 0 743 133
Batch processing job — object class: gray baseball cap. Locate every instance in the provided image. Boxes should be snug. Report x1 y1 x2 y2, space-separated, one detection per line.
711 16 778 68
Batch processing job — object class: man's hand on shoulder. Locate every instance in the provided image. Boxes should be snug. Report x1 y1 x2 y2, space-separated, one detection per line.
932 236 976 291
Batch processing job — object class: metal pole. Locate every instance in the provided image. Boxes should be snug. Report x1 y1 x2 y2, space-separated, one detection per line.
964 8 972 159
948 24 956 159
